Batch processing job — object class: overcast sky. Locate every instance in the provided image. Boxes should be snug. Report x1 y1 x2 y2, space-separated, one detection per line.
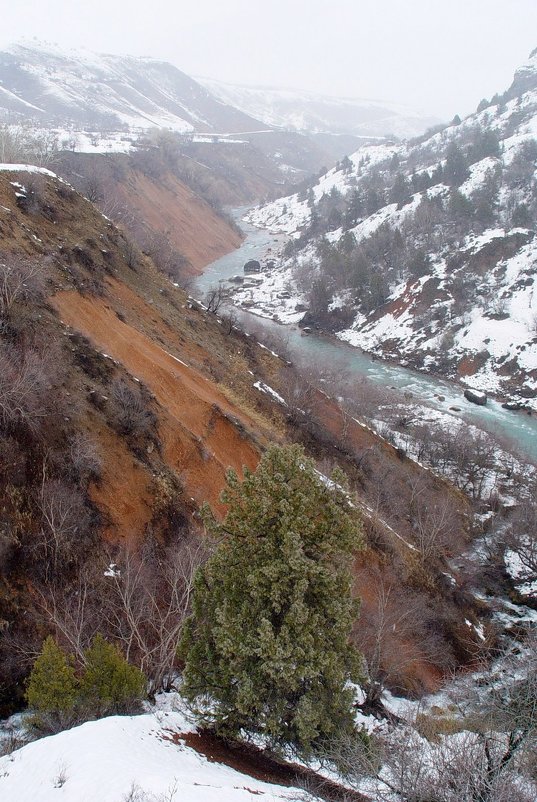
2 0 537 119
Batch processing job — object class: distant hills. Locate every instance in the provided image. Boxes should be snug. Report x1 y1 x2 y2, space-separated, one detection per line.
0 41 266 133
198 77 441 140
0 41 437 152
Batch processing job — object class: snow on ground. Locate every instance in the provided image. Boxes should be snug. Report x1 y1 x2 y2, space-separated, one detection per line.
0 163 58 177
0 706 307 802
504 548 537 597
253 381 287 405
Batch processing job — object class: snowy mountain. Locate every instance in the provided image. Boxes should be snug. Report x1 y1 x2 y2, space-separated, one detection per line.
237 48 537 401
0 41 267 134
198 78 441 140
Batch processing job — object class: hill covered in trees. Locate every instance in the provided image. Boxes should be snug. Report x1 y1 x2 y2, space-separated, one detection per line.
241 48 537 402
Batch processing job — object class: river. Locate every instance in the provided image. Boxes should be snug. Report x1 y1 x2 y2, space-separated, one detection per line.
194 214 537 464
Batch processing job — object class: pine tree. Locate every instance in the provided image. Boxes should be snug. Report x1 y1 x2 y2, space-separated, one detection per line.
80 634 146 716
26 636 79 732
180 444 363 752
444 142 469 187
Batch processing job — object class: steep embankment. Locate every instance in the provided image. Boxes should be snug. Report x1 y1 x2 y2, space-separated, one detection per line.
110 167 242 276
52 282 259 513
55 153 244 276
0 165 483 713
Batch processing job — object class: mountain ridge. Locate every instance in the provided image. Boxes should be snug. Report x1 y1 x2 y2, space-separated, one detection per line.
198 75 441 140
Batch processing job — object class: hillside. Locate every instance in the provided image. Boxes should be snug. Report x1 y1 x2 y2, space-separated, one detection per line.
0 41 266 134
0 704 317 802
199 78 440 140
0 163 488 723
0 42 336 182
239 48 537 401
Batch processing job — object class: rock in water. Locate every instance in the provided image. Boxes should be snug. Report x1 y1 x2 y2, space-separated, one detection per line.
244 259 261 273
464 389 487 406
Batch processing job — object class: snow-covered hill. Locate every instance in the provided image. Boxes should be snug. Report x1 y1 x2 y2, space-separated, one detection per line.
198 78 440 140
236 48 537 401
0 41 267 134
0 704 310 802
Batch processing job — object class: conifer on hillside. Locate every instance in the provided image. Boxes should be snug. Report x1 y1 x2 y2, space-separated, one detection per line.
180 444 363 752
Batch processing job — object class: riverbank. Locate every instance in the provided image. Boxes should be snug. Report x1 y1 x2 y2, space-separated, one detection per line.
193 215 537 463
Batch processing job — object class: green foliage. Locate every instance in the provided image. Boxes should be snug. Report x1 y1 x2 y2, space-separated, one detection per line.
448 188 474 221
406 247 431 280
26 634 146 732
444 142 469 187
26 636 79 732
81 634 147 716
389 172 411 206
180 444 364 752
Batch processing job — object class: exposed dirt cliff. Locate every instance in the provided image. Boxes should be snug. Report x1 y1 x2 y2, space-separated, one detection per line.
0 167 482 714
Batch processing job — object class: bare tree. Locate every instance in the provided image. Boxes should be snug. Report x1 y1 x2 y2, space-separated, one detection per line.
504 493 537 597
101 541 204 692
34 477 93 578
204 284 230 314
38 568 101 665
411 495 461 562
356 573 453 706
220 307 238 335
38 537 204 692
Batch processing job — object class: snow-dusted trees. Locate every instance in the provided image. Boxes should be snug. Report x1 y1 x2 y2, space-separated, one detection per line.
180 444 364 752
26 634 146 733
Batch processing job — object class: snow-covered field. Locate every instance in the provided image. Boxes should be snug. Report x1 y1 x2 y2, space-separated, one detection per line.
0 700 308 802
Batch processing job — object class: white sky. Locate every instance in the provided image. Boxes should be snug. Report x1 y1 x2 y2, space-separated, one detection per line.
2 0 537 118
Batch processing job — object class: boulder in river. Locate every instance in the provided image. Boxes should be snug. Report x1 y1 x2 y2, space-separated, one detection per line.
244 259 261 273
502 400 532 413
464 388 487 406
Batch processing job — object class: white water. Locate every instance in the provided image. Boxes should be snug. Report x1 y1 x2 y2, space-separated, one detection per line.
195 215 537 463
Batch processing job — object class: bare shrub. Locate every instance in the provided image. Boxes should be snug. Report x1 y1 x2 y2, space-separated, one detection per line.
204 284 229 314
110 378 157 441
0 343 51 432
140 230 189 282
0 125 58 167
39 538 204 692
0 257 47 320
67 432 102 485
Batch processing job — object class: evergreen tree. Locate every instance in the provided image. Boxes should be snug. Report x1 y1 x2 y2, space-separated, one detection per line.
406 247 431 279
444 142 469 187
341 155 353 174
448 188 474 222
389 172 411 206
344 189 363 229
26 636 79 732
180 444 363 752
80 634 146 716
